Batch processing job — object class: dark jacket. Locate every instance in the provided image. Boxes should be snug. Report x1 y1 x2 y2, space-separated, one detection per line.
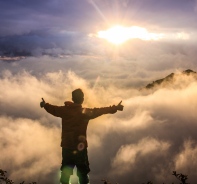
44 101 117 150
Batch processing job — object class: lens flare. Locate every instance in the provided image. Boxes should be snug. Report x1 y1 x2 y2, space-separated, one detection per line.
77 135 86 151
77 142 85 151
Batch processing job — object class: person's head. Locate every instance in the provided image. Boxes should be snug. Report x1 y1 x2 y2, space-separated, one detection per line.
72 88 84 104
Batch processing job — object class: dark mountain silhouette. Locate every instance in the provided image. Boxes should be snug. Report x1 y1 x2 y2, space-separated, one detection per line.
145 69 197 89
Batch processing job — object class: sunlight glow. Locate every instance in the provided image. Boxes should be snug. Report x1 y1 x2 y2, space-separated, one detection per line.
97 25 164 44
176 32 190 40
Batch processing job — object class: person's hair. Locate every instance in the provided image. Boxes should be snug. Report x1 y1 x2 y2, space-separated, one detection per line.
72 88 84 104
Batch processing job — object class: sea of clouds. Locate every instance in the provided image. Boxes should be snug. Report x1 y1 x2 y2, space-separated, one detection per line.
1 51 197 184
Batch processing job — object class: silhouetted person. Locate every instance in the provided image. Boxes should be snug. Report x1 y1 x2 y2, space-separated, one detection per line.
40 88 124 184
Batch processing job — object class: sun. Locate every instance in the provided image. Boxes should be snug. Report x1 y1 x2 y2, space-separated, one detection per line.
97 25 131 45
97 25 163 45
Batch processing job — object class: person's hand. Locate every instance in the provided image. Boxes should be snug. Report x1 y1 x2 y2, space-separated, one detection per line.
40 98 46 108
116 101 124 111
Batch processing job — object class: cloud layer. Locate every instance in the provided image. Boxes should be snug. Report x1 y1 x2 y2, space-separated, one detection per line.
1 61 197 183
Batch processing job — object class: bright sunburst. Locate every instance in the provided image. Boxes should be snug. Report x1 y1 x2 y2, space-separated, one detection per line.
97 25 163 45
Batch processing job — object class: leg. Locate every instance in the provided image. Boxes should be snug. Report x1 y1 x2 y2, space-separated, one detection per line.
60 148 75 184
76 149 90 184
60 166 73 184
77 171 89 184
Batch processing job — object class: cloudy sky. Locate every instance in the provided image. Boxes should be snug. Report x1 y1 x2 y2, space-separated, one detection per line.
1 0 197 184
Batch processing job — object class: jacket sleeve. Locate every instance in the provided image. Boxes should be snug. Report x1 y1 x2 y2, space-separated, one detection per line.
44 103 65 117
83 106 117 119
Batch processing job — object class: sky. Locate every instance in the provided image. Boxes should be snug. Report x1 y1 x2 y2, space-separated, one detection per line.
1 0 197 183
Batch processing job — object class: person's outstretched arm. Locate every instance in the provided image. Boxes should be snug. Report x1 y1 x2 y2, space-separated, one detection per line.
40 98 64 117
84 101 124 119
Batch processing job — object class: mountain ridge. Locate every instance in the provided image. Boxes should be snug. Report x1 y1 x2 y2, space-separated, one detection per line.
145 69 197 89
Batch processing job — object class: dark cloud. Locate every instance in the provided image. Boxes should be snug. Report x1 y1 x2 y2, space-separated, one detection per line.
0 29 91 57
0 0 197 63
0 0 97 36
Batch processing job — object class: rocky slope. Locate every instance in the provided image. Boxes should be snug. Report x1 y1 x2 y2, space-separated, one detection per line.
145 69 197 89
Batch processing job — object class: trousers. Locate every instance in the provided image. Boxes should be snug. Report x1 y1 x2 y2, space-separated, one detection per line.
60 148 90 184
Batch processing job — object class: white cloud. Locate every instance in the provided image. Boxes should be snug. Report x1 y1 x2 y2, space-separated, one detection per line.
175 139 197 174
1 65 197 183
111 137 170 175
0 116 61 183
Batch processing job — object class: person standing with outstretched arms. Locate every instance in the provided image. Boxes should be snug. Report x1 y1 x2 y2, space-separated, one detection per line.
40 88 124 184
